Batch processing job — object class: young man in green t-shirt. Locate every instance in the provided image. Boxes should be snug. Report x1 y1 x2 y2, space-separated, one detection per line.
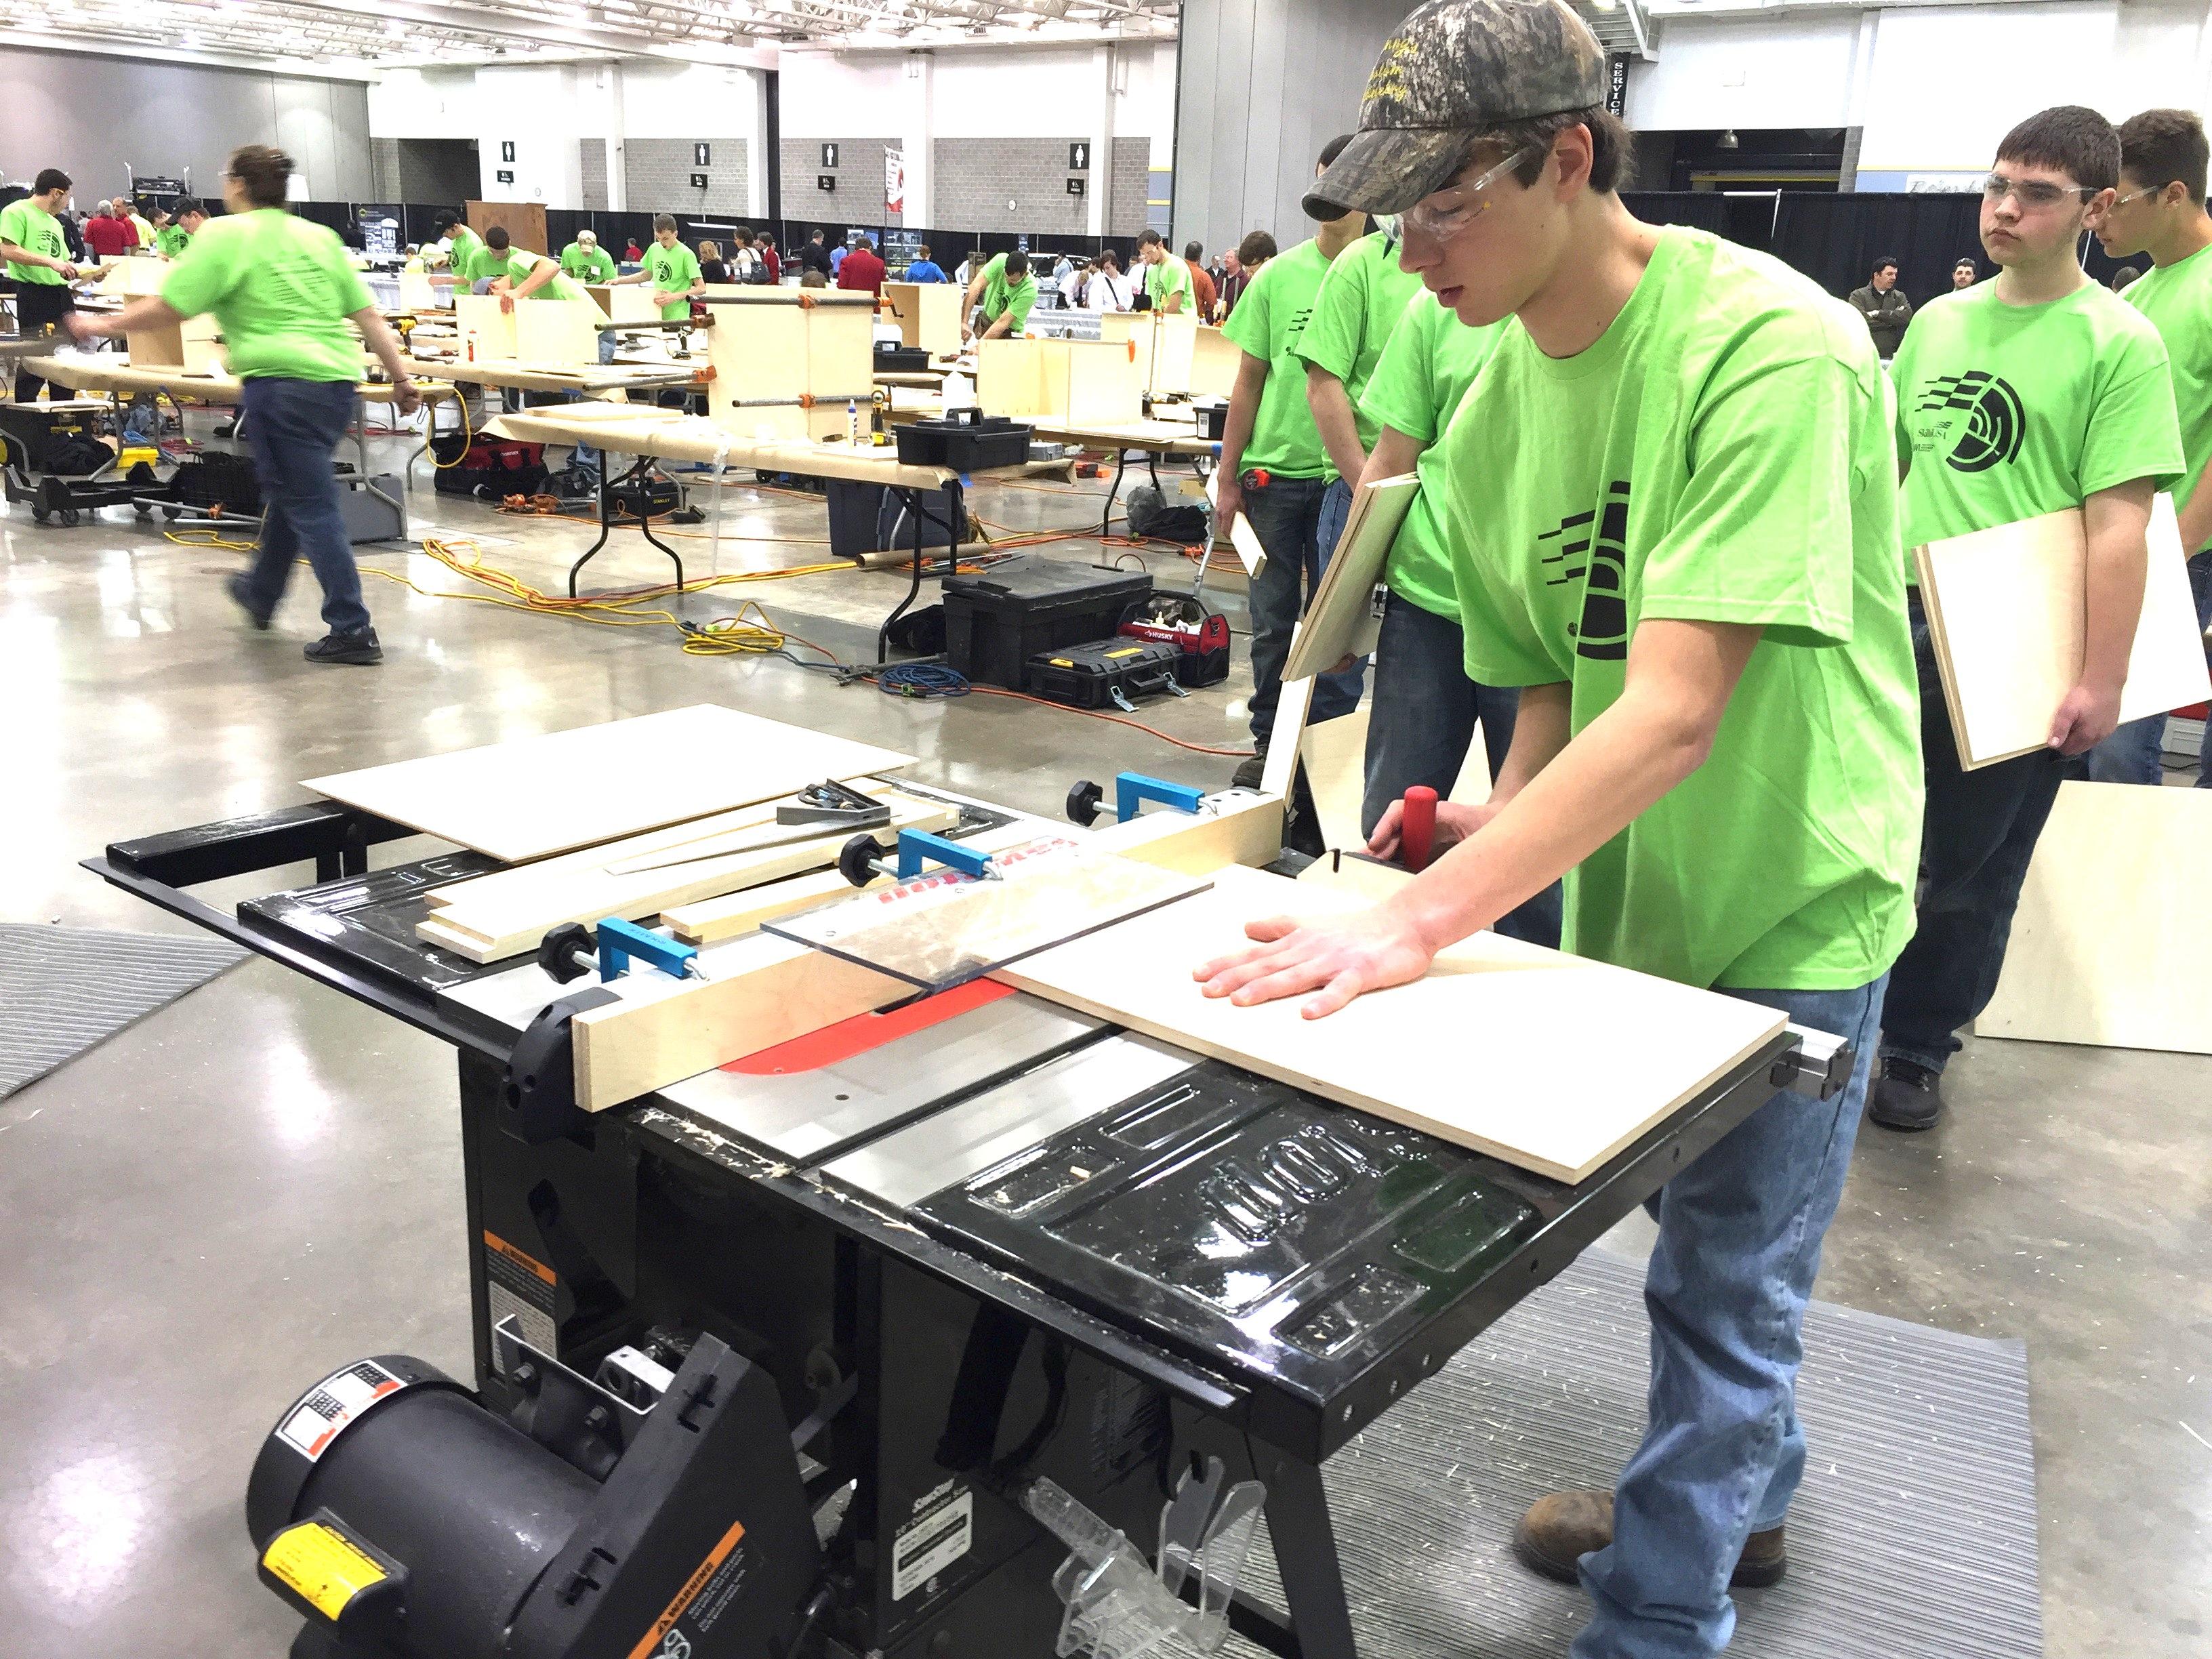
1135 229 1190 314
429 212 483 288
1298 216 1426 581
2089 107 2212 787
1195 5 1921 1647
613 216 703 321
1873 108 2184 1131
559 229 617 284
960 250 1038 341
1216 139 1372 779
1 167 82 404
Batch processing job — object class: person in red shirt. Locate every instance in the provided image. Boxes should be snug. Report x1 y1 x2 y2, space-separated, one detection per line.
83 200 138 258
1182 241 1217 321
836 232 886 298
756 232 781 284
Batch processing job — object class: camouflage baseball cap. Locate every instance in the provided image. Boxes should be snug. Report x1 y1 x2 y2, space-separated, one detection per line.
1303 0 1608 219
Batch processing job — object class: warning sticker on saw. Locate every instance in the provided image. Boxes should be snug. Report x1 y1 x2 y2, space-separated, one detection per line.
892 1483 972 1601
625 1517 750 1659
262 1519 388 1621
276 1359 409 1461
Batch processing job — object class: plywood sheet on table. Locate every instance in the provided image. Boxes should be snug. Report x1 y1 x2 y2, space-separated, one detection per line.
454 293 517 361
1976 781 2212 1053
1914 497 2212 769
305 705 913 863
998 866 1786 1183
512 297 605 367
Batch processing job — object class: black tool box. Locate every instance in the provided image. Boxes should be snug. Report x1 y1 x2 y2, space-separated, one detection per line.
874 340 932 373
1119 592 1232 687
943 557 1152 689
895 407 1031 472
0 399 111 472
1024 635 1185 710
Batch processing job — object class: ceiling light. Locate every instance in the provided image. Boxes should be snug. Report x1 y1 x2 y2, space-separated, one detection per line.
180 29 201 45
1718 129 1740 150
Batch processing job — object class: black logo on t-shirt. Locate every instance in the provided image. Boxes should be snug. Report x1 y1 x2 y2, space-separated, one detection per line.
1915 371 2025 472
1540 482 1632 661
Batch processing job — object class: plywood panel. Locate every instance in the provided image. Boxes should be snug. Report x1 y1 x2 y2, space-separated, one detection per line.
305 705 913 863
1191 325 1242 396
1281 474 1419 680
1914 498 2212 769
663 867 872 945
512 298 603 367
998 866 1786 1183
883 281 962 356
588 283 660 325
1086 790 1284 874
1976 781 2212 1054
455 293 516 362
1298 710 1370 853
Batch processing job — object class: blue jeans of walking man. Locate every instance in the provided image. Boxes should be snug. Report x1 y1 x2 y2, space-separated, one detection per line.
237 377 371 636
1244 472 1365 747
1576 974 1885 1659
1359 589 1562 947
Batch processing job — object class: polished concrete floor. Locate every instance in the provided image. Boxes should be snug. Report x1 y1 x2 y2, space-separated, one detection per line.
0 426 2205 1658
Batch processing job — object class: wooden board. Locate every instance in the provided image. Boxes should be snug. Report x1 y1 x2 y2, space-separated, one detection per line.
126 313 223 375
1914 498 2212 769
703 290 874 442
1086 790 1283 874
883 281 962 356
1299 710 1371 853
467 200 548 262
396 271 440 312
663 867 874 945
1100 312 1199 396
454 293 517 362
977 337 1142 427
418 790 956 962
588 283 661 325
1191 325 1242 397
1280 474 1420 680
998 866 1788 1184
573 930 910 1111
1975 781 2212 1054
306 705 914 864
512 297 605 367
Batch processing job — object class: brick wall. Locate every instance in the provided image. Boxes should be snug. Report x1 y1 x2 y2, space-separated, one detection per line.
781 138 899 227
579 138 608 211
1109 137 1149 238
622 138 750 218
932 136 1090 237
369 137 401 203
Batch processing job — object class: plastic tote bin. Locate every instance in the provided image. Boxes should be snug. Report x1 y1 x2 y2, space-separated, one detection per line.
943 557 1153 689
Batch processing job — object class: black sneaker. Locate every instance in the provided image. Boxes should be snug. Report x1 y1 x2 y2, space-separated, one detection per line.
1868 1058 1943 1130
226 574 272 630
304 629 384 665
1231 747 1267 791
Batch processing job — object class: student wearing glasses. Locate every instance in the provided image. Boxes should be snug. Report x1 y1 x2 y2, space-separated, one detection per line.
1191 4 1920 1645
1871 107 2182 1130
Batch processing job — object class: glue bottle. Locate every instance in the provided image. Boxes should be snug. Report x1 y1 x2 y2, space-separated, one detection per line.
847 399 859 445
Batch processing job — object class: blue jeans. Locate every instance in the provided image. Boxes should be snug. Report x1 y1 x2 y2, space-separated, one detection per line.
2083 550 2212 785
1359 589 1562 947
1575 974 1886 1659
1878 598 2064 1073
238 378 370 636
1244 472 1365 745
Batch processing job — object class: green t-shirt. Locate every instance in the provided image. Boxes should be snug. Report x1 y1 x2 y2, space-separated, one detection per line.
0 198 68 285
2123 244 2212 546
155 224 190 260
1439 226 1922 992
1891 281 2183 560
642 240 702 319
1221 239 1334 480
561 241 617 283
1144 251 1193 313
1358 291 1504 619
979 253 1039 333
480 247 588 302
1296 230 1427 453
447 225 484 274
160 209 373 382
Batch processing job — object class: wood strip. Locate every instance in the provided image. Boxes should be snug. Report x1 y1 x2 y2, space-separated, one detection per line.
1085 790 1283 874
662 867 874 945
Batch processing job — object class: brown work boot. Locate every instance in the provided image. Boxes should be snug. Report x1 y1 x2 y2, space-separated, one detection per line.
1511 1490 1788 1589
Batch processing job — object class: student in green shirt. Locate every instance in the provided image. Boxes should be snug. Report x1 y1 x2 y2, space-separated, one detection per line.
560 229 617 283
1215 138 1371 778
1134 229 1190 314
474 227 588 302
155 199 206 260
613 215 704 321
71 145 419 665
0 167 82 403
960 251 1039 341
430 212 483 287
1195 6 1920 1645
1875 108 2183 1132
2089 106 2212 787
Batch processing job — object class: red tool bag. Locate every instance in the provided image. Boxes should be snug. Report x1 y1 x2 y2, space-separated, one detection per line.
430 434 549 501
1119 592 1231 687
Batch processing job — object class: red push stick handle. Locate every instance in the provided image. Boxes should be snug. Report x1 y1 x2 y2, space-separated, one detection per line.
1400 786 1438 874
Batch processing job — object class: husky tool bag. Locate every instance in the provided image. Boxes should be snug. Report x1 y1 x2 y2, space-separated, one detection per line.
431 433 548 500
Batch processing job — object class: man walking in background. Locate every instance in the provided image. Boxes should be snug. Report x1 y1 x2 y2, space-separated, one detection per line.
837 232 886 298
83 201 136 259
1847 255 1912 356
1136 228 1191 314
2088 106 2212 785
1183 241 1217 319
1875 107 2182 1130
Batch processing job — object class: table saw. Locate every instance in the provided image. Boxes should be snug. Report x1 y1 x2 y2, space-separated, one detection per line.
87 777 1844 1659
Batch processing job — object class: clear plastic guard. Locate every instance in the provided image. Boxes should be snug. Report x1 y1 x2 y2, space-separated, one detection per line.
1023 1463 1268 1659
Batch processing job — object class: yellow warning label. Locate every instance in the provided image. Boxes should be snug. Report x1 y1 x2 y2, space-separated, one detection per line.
262 1521 387 1622
1050 657 1073 668
1105 647 1141 659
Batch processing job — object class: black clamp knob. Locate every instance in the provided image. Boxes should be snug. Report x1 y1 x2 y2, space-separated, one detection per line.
838 833 891 888
537 922 596 985
1065 779 1105 827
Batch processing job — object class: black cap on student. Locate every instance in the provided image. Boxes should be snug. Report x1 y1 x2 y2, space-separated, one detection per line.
1302 0 1608 220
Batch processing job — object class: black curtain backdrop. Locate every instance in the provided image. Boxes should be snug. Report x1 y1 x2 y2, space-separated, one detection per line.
1773 193 1987 307
1622 191 1736 239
